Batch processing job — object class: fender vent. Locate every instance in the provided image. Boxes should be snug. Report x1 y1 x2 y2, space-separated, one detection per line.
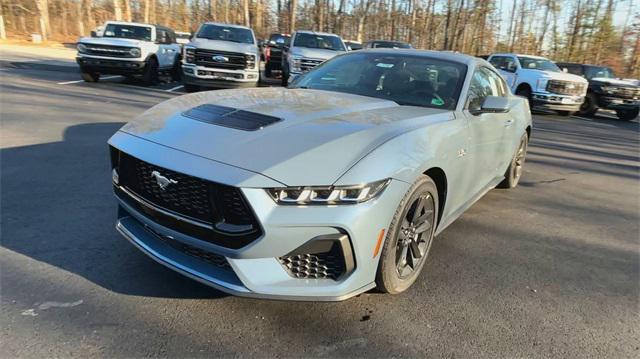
183 104 282 131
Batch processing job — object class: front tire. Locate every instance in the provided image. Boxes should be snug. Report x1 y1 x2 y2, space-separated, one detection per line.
170 58 182 82
616 108 639 121
142 57 159 85
281 64 289 87
80 71 100 82
376 175 439 295
579 93 598 116
497 134 528 189
265 62 273 78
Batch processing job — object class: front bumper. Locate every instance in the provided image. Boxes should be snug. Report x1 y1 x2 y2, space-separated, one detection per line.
597 96 640 111
109 133 409 300
76 56 146 75
182 64 259 89
531 92 584 112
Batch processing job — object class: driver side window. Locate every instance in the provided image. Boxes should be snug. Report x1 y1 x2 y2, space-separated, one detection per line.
467 68 504 113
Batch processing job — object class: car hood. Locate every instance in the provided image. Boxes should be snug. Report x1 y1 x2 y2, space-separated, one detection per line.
79 37 142 47
291 47 345 60
120 88 451 186
522 69 588 83
591 77 639 88
189 38 258 54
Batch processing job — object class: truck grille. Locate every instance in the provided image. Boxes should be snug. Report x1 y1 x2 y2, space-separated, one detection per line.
609 86 640 99
546 80 586 96
82 44 137 58
194 49 252 70
111 148 262 249
300 58 324 72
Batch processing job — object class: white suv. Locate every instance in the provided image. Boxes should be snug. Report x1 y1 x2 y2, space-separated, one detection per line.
487 53 588 116
76 21 181 84
181 23 260 92
281 30 347 86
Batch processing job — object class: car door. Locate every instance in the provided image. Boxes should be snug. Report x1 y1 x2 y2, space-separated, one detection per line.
464 67 512 193
489 55 518 91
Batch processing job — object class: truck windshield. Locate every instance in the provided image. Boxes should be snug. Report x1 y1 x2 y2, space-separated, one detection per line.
518 57 560 72
292 53 466 110
293 33 345 51
197 24 254 44
584 66 616 80
103 24 152 41
371 41 412 49
269 34 290 45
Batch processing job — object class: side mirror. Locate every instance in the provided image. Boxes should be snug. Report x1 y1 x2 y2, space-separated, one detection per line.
347 46 353 51
478 96 510 114
90 30 97 37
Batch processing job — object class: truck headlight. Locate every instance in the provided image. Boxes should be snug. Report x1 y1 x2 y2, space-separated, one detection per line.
185 47 195 63
600 86 616 95
536 79 548 92
129 47 141 57
77 43 87 53
290 55 303 73
266 179 390 205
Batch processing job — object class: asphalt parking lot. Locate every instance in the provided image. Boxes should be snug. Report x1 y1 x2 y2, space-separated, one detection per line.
1 51 639 358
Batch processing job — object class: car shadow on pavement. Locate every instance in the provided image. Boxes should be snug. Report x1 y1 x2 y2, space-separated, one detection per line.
1 122 227 299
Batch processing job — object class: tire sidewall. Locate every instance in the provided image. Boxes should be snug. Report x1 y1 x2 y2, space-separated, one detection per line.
376 175 439 294
143 57 159 85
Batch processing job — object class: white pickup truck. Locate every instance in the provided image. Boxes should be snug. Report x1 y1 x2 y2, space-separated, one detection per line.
181 22 260 92
76 21 181 84
487 53 588 116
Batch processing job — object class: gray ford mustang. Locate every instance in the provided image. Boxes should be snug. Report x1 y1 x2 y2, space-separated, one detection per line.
108 49 532 300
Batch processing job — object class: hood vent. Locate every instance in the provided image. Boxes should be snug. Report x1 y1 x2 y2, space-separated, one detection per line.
183 104 282 131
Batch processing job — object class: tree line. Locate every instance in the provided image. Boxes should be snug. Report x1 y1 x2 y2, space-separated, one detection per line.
1 0 638 77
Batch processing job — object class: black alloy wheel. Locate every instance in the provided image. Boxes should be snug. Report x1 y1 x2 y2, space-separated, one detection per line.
395 193 436 279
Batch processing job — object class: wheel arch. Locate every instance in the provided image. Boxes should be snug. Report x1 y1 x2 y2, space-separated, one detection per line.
423 167 447 228
515 82 532 94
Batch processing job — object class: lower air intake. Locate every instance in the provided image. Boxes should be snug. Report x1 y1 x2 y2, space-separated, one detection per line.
278 234 355 281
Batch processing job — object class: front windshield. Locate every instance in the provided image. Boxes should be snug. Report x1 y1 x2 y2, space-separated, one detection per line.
103 24 152 41
269 34 290 45
197 24 254 44
518 57 560 72
293 33 345 51
292 53 467 110
584 66 616 79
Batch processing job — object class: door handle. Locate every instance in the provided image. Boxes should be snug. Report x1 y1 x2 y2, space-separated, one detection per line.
504 119 514 127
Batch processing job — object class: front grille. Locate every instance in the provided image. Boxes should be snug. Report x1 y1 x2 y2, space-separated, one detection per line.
82 44 136 58
300 58 324 72
610 87 640 99
194 49 251 70
546 80 586 96
164 237 231 270
112 148 262 249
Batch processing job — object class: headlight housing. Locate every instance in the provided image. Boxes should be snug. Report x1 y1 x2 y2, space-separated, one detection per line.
129 47 141 57
536 78 549 92
290 55 303 73
77 43 87 53
267 179 390 205
184 47 195 63
245 53 256 68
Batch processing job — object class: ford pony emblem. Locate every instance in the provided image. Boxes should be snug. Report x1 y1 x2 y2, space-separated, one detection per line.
151 170 178 190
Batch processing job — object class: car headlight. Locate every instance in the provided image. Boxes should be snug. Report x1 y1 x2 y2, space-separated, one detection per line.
185 47 195 63
266 179 390 205
77 43 87 53
290 55 303 73
129 47 141 57
536 79 548 92
600 86 616 95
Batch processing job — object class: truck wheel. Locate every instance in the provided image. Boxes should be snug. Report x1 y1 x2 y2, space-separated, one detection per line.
616 108 639 121
142 57 159 85
557 110 574 117
265 62 273 78
80 71 100 82
170 58 182 82
579 93 598 116
515 86 532 102
184 84 199 93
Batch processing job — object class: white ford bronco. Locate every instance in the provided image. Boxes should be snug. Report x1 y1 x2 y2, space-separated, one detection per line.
487 53 588 116
76 21 181 84
181 22 260 92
